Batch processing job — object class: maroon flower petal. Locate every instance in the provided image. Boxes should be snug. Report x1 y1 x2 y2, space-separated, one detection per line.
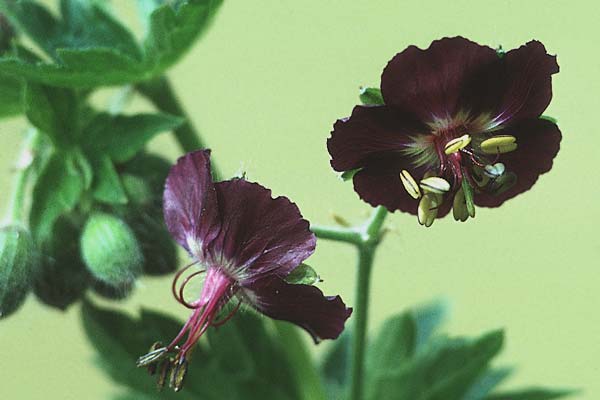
489 41 559 126
328 105 425 172
351 155 452 217
244 276 352 343
163 150 221 257
475 118 561 207
210 179 315 280
381 37 498 122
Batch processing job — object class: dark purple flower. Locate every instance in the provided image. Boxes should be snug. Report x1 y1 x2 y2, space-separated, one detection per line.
137 150 351 390
328 37 561 226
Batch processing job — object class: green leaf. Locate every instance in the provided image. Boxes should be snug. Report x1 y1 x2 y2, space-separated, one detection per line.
274 322 327 400
463 368 513 400
91 154 128 204
24 83 78 147
366 312 417 373
366 330 504 400
486 389 576 400
413 299 449 350
359 87 384 105
83 300 303 399
0 73 23 118
83 112 183 163
285 263 320 285
320 330 351 399
30 151 85 242
0 0 224 88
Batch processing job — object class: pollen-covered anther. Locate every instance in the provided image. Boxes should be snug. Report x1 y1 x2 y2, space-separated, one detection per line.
484 162 506 178
399 169 421 199
444 134 472 155
419 176 451 194
480 135 518 154
452 189 469 222
418 193 442 227
169 359 188 392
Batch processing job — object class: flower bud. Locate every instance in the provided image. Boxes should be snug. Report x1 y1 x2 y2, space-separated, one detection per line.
0 225 38 319
81 212 143 286
34 216 91 310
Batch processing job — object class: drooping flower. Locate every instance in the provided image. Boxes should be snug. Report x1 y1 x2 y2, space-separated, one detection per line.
137 150 351 391
328 37 561 226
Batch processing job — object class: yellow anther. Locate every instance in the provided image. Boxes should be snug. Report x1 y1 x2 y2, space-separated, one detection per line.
418 193 442 227
444 134 472 155
480 135 517 154
399 169 421 199
419 176 451 194
452 189 469 222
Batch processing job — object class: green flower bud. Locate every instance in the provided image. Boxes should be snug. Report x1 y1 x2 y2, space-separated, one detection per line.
81 212 143 286
34 216 91 310
0 225 38 319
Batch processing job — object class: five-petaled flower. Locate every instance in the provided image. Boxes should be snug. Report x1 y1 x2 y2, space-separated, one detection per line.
137 150 351 391
328 37 561 226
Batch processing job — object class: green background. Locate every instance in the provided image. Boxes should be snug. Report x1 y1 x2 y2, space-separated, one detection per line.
1 0 598 398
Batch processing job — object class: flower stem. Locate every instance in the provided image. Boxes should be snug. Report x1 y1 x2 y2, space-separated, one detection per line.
135 77 221 179
312 206 388 400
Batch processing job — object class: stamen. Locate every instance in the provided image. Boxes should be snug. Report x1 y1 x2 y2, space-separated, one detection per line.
419 176 451 194
484 162 505 178
418 193 442 227
452 189 469 222
157 359 172 391
399 169 421 199
480 135 517 154
169 358 188 392
444 134 472 155
136 344 169 368
461 178 476 218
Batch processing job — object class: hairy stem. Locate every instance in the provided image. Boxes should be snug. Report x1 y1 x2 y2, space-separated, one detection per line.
313 206 388 400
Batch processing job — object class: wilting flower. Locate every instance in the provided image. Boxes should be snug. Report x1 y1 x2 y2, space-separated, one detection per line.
328 37 561 226
137 150 351 391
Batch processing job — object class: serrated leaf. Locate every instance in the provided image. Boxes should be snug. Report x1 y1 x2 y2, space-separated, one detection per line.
366 312 417 372
486 388 576 400
82 112 183 163
366 330 504 400
24 83 78 147
91 154 128 204
0 73 23 118
0 0 223 88
2 0 141 61
285 263 320 285
359 87 384 105
30 152 85 242
463 367 513 400
413 299 449 350
83 300 303 399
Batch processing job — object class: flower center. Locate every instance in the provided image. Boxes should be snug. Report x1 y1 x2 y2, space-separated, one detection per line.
401 131 519 226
